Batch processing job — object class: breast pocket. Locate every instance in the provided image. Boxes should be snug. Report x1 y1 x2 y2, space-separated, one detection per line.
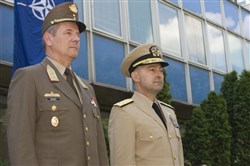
38 102 69 129
136 129 164 158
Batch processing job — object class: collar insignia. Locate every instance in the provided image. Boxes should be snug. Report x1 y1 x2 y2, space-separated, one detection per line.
47 65 59 82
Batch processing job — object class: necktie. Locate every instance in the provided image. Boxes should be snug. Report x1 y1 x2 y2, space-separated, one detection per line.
64 68 78 96
152 102 167 129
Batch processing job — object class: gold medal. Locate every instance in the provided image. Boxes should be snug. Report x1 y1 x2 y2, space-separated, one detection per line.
51 116 59 127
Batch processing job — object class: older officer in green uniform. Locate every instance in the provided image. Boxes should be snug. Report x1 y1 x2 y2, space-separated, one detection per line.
7 2 109 166
109 43 184 166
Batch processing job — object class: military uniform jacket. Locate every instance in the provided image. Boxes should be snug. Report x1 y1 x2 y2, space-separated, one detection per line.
109 91 184 166
7 58 109 166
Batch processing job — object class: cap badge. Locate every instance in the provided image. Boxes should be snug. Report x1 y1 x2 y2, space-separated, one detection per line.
150 46 161 57
69 4 78 14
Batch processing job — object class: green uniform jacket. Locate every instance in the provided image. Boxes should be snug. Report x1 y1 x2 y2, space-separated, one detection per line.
109 91 184 166
7 58 109 166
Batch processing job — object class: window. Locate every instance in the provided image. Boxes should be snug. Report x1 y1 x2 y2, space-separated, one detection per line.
72 32 88 79
207 24 227 72
94 34 126 88
204 0 222 25
93 0 121 36
185 15 206 64
223 0 240 34
241 8 250 39
165 58 187 102
246 42 250 69
227 34 244 74
128 0 153 43
189 65 210 104
159 2 181 57
0 4 14 63
182 0 202 16
74 0 83 21
213 73 224 94
170 0 179 5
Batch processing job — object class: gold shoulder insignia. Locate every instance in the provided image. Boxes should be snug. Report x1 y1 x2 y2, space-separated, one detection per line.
114 99 133 107
159 101 174 109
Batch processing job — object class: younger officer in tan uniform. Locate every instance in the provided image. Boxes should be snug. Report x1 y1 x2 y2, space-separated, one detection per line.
7 2 109 166
109 44 184 165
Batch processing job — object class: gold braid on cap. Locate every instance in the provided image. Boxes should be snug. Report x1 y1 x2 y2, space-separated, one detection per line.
132 58 164 68
51 18 76 24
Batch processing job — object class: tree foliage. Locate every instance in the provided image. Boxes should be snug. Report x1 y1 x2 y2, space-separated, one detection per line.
183 107 211 166
221 71 238 165
200 91 231 166
232 70 250 165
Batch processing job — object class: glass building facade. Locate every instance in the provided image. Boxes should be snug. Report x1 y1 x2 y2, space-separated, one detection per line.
0 0 250 163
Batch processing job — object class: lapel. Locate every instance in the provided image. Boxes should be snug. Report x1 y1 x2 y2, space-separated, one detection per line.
41 58 82 109
75 75 92 113
132 92 166 131
158 101 171 128
158 101 171 131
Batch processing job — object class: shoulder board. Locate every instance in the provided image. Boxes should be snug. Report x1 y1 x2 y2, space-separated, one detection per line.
159 101 174 109
114 99 133 107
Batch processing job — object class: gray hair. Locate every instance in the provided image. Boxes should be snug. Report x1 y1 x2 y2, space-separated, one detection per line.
42 24 60 51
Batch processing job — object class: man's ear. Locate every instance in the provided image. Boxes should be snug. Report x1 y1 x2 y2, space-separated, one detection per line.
43 32 53 46
131 71 139 82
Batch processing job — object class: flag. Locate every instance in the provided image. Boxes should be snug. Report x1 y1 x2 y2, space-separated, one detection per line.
13 0 72 74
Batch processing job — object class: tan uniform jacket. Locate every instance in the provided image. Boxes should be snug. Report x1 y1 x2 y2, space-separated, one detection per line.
109 91 184 166
7 58 109 166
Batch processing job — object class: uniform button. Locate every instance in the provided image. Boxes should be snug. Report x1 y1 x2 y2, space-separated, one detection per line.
174 155 177 160
169 135 172 139
51 105 57 111
85 127 89 132
97 115 100 119
86 141 90 146
87 156 91 160
83 114 87 118
149 135 153 139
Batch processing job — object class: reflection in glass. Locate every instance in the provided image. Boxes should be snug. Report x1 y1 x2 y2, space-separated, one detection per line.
93 0 121 36
246 42 250 68
189 65 210 104
74 0 83 21
0 4 14 63
228 34 244 74
204 0 222 25
170 0 178 5
72 33 88 79
213 73 224 94
94 34 126 88
223 0 240 34
128 0 153 43
159 2 181 56
182 0 201 16
241 9 250 39
165 57 187 102
207 24 227 72
185 15 206 64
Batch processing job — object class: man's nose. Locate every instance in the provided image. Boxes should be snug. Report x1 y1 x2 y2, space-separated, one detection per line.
73 34 80 43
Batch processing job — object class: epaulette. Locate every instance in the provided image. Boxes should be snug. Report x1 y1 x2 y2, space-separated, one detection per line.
114 98 133 107
159 101 174 110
